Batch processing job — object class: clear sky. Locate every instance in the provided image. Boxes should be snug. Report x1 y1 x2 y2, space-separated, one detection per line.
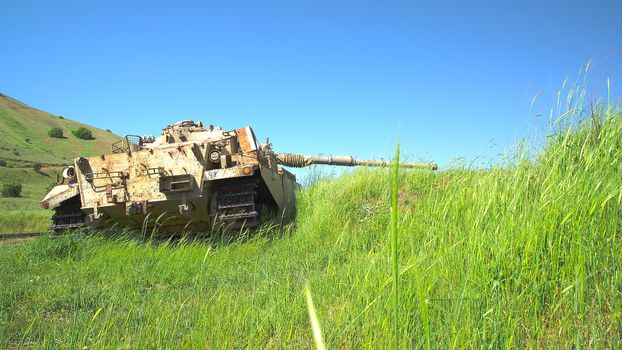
1 0 621 172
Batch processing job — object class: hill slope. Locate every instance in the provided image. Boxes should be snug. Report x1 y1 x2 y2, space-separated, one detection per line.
0 93 120 164
0 93 120 210
0 106 620 347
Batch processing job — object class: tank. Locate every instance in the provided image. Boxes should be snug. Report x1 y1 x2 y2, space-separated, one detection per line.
41 120 437 234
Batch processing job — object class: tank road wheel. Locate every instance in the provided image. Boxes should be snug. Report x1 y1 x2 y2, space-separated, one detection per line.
214 178 260 233
50 195 86 233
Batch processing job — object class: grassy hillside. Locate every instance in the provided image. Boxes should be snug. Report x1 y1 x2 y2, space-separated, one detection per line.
0 167 61 212
1 105 620 348
0 93 120 164
0 93 120 211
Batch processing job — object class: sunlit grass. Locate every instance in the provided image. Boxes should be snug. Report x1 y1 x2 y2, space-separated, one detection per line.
305 283 326 350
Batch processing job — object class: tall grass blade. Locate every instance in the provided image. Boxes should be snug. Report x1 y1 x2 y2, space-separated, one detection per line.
391 144 400 349
305 284 326 350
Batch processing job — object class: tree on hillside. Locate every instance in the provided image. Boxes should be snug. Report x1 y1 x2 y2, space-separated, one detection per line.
72 127 94 140
1 182 22 198
48 127 64 138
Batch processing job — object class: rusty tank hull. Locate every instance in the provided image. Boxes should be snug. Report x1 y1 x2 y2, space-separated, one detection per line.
41 120 436 234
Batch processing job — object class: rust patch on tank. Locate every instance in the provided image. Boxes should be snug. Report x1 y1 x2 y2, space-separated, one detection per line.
236 126 257 152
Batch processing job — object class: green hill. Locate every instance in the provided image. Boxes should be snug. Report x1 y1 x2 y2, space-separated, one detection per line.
0 93 120 211
0 105 620 347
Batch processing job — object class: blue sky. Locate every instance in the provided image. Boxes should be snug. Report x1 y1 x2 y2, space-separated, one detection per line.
1 0 621 173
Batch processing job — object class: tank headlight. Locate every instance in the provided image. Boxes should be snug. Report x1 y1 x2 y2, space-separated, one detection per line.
62 166 76 179
208 150 221 163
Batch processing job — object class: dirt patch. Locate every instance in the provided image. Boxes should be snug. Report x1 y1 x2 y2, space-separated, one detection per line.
398 188 420 213
436 176 453 188
0 236 36 245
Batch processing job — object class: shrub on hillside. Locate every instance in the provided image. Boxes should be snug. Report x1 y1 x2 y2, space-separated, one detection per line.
1 182 22 198
33 163 42 172
106 129 112 133
0 160 6 167
48 127 64 138
72 127 93 140
58 116 64 119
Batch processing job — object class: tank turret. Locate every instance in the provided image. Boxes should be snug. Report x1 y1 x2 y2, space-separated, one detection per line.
41 121 437 235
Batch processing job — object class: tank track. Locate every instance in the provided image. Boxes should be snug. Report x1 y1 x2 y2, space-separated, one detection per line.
50 196 86 232
215 178 260 231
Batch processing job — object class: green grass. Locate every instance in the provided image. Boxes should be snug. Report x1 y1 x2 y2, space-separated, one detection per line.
0 210 50 234
1 105 621 348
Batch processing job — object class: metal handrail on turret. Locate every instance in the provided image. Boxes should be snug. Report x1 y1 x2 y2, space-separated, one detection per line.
112 135 143 154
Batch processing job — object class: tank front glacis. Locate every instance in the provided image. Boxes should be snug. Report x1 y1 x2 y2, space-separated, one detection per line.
42 120 298 234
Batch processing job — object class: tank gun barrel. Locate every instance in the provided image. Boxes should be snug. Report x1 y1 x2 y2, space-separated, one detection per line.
276 153 438 170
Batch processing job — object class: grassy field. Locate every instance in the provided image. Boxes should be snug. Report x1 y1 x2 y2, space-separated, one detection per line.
0 211 51 234
1 105 621 348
